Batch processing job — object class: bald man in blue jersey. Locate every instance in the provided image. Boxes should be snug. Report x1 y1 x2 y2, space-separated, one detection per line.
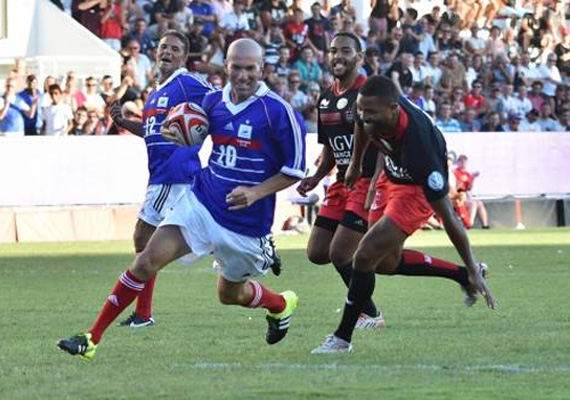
58 38 305 360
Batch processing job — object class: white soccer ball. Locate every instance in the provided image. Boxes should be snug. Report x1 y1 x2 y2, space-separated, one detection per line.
164 102 209 146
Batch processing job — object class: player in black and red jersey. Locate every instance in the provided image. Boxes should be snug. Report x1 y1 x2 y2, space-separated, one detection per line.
297 32 385 329
312 75 497 354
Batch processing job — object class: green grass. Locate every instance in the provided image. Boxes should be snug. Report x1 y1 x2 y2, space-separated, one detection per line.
1 229 569 400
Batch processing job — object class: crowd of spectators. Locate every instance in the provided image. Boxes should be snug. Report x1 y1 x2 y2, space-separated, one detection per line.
2 0 570 136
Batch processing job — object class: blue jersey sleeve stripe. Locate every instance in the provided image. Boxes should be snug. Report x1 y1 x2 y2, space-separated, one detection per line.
267 92 303 172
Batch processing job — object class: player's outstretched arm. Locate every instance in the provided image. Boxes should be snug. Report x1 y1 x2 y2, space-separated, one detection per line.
430 196 497 309
297 146 335 197
346 122 371 189
108 101 144 137
227 173 300 211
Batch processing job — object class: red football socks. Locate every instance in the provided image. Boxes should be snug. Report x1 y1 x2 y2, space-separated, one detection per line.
135 274 156 320
246 281 286 313
88 270 145 344
393 249 469 286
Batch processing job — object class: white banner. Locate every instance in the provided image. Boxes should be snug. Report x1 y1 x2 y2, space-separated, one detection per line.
443 132 570 196
0 132 568 207
0 136 148 206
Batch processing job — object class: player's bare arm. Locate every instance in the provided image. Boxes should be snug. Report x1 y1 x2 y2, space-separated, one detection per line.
430 196 497 309
109 100 143 137
345 122 371 188
227 173 300 211
297 146 335 197
364 152 384 210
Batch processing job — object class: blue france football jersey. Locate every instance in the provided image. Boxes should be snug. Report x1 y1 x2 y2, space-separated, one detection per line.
193 82 306 237
143 68 214 185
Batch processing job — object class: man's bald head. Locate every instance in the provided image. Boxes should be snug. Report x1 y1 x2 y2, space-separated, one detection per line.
226 38 264 65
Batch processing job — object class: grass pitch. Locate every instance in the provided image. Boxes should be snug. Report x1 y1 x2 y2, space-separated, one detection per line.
0 229 569 400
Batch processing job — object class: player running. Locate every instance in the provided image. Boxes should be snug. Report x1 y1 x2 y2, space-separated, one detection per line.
108 30 213 328
297 32 385 329
312 75 496 354
57 39 305 360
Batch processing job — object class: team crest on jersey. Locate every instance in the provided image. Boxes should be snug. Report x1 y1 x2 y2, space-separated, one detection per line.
427 171 445 191
157 96 169 108
337 98 348 110
320 98 330 109
237 123 252 139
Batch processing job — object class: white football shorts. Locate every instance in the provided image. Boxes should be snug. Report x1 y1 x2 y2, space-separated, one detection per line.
161 190 277 282
138 184 189 227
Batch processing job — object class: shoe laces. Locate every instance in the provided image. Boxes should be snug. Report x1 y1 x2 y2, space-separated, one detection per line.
321 334 346 350
123 312 137 324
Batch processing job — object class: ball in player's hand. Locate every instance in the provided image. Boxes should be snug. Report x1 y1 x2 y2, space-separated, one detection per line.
163 102 209 146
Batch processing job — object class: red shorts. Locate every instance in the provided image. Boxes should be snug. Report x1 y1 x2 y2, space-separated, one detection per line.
368 174 434 235
317 177 371 222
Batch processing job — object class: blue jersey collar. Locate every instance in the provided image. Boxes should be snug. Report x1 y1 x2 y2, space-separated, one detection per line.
222 82 270 115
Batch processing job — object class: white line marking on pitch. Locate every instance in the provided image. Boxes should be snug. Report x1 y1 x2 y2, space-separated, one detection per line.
169 362 570 374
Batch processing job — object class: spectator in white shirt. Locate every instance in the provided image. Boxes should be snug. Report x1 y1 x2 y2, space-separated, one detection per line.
553 108 570 131
126 39 154 91
512 84 533 117
519 109 542 132
465 25 486 57
43 84 73 136
501 83 518 117
82 77 106 116
410 51 428 84
538 102 559 131
172 0 194 31
424 51 443 87
515 51 539 87
538 54 563 97
422 84 437 116
211 0 233 23
219 0 250 35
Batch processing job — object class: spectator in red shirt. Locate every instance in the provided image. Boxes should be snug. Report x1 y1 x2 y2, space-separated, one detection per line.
100 0 125 51
463 80 486 113
454 154 489 229
284 7 309 61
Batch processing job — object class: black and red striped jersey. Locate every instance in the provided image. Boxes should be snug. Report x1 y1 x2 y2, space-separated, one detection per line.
317 75 377 182
357 96 449 202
